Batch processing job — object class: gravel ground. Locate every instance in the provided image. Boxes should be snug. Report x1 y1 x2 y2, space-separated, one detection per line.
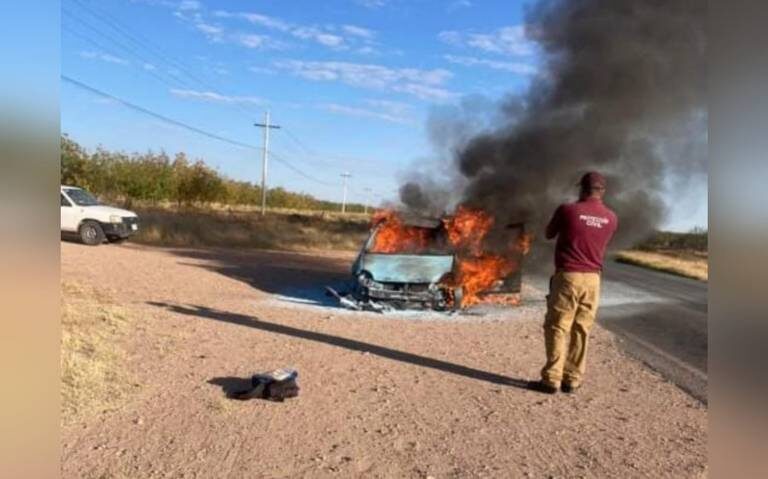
61 241 707 478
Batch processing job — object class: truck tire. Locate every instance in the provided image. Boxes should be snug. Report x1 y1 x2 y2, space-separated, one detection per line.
79 220 105 246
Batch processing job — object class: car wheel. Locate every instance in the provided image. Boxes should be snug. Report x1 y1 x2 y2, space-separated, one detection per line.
79 220 105 246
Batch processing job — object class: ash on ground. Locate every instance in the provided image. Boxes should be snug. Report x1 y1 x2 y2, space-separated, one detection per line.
261 279 548 323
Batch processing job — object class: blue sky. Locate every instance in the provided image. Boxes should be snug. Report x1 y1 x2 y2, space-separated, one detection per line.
61 0 706 230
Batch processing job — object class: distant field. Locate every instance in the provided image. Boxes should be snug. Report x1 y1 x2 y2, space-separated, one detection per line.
616 230 708 281
133 205 371 252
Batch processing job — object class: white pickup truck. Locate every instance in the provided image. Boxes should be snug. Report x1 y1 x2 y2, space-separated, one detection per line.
60 186 139 245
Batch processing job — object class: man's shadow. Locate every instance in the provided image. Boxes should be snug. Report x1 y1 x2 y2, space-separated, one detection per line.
149 301 530 390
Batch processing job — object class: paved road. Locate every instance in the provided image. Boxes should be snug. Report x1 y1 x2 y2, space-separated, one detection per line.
599 261 708 403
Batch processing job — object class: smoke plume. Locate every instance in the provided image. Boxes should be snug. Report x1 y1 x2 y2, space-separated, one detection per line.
400 0 706 267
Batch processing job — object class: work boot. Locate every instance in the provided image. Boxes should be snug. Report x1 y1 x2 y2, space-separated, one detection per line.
561 382 581 394
527 380 558 395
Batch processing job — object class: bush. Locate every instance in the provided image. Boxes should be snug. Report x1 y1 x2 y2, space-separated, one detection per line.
61 135 367 212
635 229 708 252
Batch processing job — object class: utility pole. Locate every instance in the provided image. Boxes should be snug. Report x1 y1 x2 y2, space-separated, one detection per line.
340 172 352 214
254 111 281 215
363 187 372 215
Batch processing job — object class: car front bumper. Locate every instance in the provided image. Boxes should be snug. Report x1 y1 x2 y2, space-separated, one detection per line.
102 217 139 238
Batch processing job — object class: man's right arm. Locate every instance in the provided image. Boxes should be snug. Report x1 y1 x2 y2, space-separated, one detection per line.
545 205 562 240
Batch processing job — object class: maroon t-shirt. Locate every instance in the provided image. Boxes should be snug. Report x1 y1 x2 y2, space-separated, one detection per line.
546 197 618 273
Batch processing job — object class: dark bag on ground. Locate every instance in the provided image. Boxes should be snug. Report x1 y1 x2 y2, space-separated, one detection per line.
231 368 299 401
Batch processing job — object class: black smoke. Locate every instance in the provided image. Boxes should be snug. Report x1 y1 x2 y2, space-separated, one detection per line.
400 0 706 267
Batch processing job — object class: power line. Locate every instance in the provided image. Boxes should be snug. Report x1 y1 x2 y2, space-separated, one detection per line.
69 0 220 91
281 127 320 157
280 124 392 174
61 7 210 96
269 150 338 187
62 75 260 151
277 127 346 169
63 0 398 202
62 75 342 188
64 0 262 121
63 24 199 96
66 1 394 196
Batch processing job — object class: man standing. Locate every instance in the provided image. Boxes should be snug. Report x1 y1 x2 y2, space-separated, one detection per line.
528 172 618 394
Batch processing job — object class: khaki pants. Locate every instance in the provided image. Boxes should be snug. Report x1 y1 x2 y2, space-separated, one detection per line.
541 272 601 387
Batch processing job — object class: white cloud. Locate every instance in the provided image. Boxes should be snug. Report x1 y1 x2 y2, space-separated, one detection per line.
170 88 265 105
249 66 276 75
274 60 455 101
315 33 344 47
355 0 389 8
447 0 473 11
195 22 224 42
237 12 291 32
237 34 270 49
177 0 201 11
363 99 412 116
143 62 157 71
195 23 221 35
321 102 413 125
213 10 377 50
79 50 130 66
342 25 374 39
444 54 538 75
392 83 457 102
439 25 535 56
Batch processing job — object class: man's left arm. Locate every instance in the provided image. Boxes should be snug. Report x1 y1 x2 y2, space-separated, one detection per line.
545 206 562 240
609 212 619 242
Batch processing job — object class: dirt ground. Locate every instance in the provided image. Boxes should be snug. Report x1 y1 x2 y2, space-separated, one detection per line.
61 241 707 478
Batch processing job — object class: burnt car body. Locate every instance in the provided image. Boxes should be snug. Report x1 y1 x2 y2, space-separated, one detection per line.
333 216 524 311
351 217 456 310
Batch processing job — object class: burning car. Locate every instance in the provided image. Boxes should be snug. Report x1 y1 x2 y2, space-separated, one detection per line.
328 207 531 312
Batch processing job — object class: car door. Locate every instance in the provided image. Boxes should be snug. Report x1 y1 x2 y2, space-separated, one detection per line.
60 193 79 232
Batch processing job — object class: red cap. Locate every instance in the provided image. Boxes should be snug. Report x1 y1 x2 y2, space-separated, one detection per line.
579 171 607 190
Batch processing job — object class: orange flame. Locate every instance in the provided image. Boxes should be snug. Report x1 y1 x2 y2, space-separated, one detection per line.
442 206 494 254
369 210 430 253
515 232 533 255
451 255 518 307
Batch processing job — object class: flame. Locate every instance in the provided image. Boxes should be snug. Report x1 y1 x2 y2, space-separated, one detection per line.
441 207 535 307
369 210 430 253
480 293 522 306
368 207 533 308
442 206 494 254
515 232 533 255
451 255 518 307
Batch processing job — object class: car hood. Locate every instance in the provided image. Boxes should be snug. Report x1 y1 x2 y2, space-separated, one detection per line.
80 205 138 218
357 253 454 284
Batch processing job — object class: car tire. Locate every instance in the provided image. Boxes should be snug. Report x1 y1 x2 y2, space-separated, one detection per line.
79 220 105 246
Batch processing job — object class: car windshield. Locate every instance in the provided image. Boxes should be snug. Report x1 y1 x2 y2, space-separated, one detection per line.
65 189 100 206
366 224 452 255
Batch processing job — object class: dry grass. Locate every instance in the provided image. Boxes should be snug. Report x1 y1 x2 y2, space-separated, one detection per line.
132 206 370 251
61 282 137 425
615 249 708 281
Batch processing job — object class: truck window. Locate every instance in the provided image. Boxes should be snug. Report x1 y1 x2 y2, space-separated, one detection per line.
61 194 72 207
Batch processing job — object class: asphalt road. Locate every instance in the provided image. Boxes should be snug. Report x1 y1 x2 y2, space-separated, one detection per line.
599 261 708 403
